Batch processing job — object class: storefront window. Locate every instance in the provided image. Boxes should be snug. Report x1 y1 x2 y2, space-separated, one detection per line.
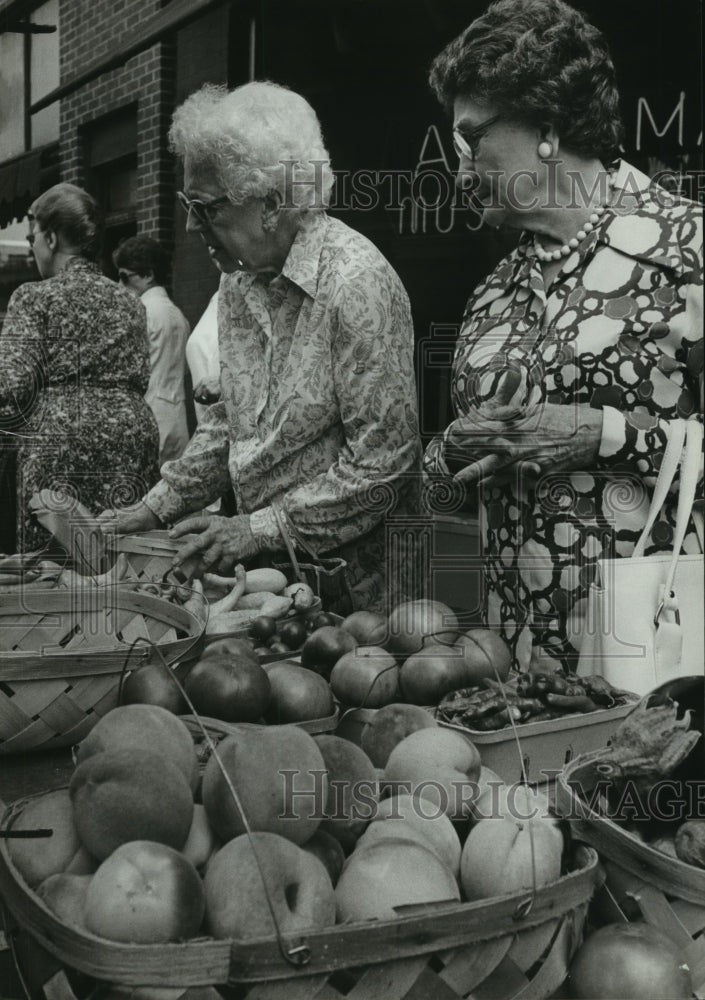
30 0 60 147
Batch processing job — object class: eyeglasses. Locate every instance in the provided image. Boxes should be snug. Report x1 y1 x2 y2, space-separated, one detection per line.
452 113 502 162
118 270 138 283
176 190 231 226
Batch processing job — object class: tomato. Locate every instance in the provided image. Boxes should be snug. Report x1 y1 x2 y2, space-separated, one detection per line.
276 619 308 650
120 662 186 714
330 646 399 708
400 643 469 705
184 655 270 722
568 922 692 999
301 626 358 680
265 663 334 723
249 615 277 642
341 610 388 645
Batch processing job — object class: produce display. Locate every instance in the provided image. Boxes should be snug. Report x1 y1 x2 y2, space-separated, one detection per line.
436 671 636 732
3 702 576 949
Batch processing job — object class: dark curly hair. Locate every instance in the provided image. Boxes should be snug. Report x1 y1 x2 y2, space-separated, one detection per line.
429 0 624 162
113 235 170 286
30 183 103 262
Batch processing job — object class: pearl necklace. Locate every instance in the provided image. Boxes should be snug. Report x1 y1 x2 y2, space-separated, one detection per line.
533 172 616 263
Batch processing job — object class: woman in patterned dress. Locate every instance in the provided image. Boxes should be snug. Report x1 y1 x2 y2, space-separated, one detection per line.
99 83 422 613
424 0 703 672
0 183 160 552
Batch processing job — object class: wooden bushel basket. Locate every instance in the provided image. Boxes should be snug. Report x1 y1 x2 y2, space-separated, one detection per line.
0 587 205 754
0 805 600 1000
555 752 705 996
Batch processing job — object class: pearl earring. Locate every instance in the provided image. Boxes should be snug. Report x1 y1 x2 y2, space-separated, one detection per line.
537 140 553 159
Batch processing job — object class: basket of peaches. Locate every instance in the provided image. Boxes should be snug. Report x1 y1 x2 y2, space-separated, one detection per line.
0 697 601 1000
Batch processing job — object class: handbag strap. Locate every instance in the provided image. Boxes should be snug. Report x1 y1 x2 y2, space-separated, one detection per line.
663 418 703 596
632 419 687 558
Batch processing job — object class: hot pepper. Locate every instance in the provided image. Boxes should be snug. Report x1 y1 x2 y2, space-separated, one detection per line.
545 692 600 713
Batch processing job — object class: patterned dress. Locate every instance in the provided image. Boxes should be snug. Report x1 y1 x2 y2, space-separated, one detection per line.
0 258 160 551
424 161 703 672
144 212 422 613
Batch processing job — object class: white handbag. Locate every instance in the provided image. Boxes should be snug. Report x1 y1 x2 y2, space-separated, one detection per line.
576 418 704 696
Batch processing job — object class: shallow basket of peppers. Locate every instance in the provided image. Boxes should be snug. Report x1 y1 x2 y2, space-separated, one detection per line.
436 670 639 784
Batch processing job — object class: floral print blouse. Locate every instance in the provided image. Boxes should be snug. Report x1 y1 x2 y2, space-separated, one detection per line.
145 212 422 611
425 161 703 672
0 257 159 550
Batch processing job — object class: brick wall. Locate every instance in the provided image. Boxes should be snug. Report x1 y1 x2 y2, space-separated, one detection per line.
59 0 175 247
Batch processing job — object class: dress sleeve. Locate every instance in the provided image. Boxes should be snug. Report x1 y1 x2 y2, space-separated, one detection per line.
142 400 232 522
597 273 704 486
0 284 45 428
274 264 422 553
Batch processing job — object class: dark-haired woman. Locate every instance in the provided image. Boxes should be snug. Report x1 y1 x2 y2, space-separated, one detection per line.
0 183 159 551
424 0 703 674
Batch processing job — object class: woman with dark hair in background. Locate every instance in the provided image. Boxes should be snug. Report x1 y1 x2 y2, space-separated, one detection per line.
0 183 159 552
424 0 703 673
113 235 191 464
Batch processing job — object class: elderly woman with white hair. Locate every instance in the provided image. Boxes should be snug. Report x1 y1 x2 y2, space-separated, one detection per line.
101 82 421 613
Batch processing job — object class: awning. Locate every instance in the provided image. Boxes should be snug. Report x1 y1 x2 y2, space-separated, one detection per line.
31 0 231 113
0 143 60 227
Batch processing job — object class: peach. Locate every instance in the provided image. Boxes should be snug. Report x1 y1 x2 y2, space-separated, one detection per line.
202 725 326 846
460 815 563 900
84 840 205 943
301 829 346 886
7 789 82 888
69 749 194 860
76 704 199 792
384 728 481 820
181 804 219 871
335 838 459 921
204 832 335 940
36 873 91 929
313 735 378 853
372 793 462 876
360 703 437 768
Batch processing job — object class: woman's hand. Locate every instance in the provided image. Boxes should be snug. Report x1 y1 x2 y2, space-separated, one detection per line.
449 402 603 488
96 502 161 534
169 514 259 575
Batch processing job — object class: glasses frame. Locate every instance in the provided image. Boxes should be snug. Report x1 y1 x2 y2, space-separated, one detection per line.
452 113 502 162
176 190 231 226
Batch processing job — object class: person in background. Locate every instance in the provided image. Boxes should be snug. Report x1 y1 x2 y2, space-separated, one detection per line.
0 183 159 551
113 235 190 464
98 81 422 614
424 0 703 672
187 290 221 424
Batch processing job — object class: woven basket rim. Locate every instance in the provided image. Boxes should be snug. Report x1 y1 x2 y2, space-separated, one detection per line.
555 750 705 904
0 795 600 986
0 586 205 676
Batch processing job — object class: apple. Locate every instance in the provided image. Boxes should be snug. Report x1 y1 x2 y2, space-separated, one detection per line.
384 728 481 820
301 829 346 886
84 841 205 943
335 838 459 922
386 600 459 658
399 643 470 705
201 725 327 845
456 629 512 684
184 654 270 722
330 646 400 708
266 662 335 723
204 832 335 939
361 703 437 768
341 610 388 645
120 661 187 714
372 793 462 876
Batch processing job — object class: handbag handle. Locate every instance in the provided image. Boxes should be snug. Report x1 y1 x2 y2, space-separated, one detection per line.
662 419 703 598
632 419 687 558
